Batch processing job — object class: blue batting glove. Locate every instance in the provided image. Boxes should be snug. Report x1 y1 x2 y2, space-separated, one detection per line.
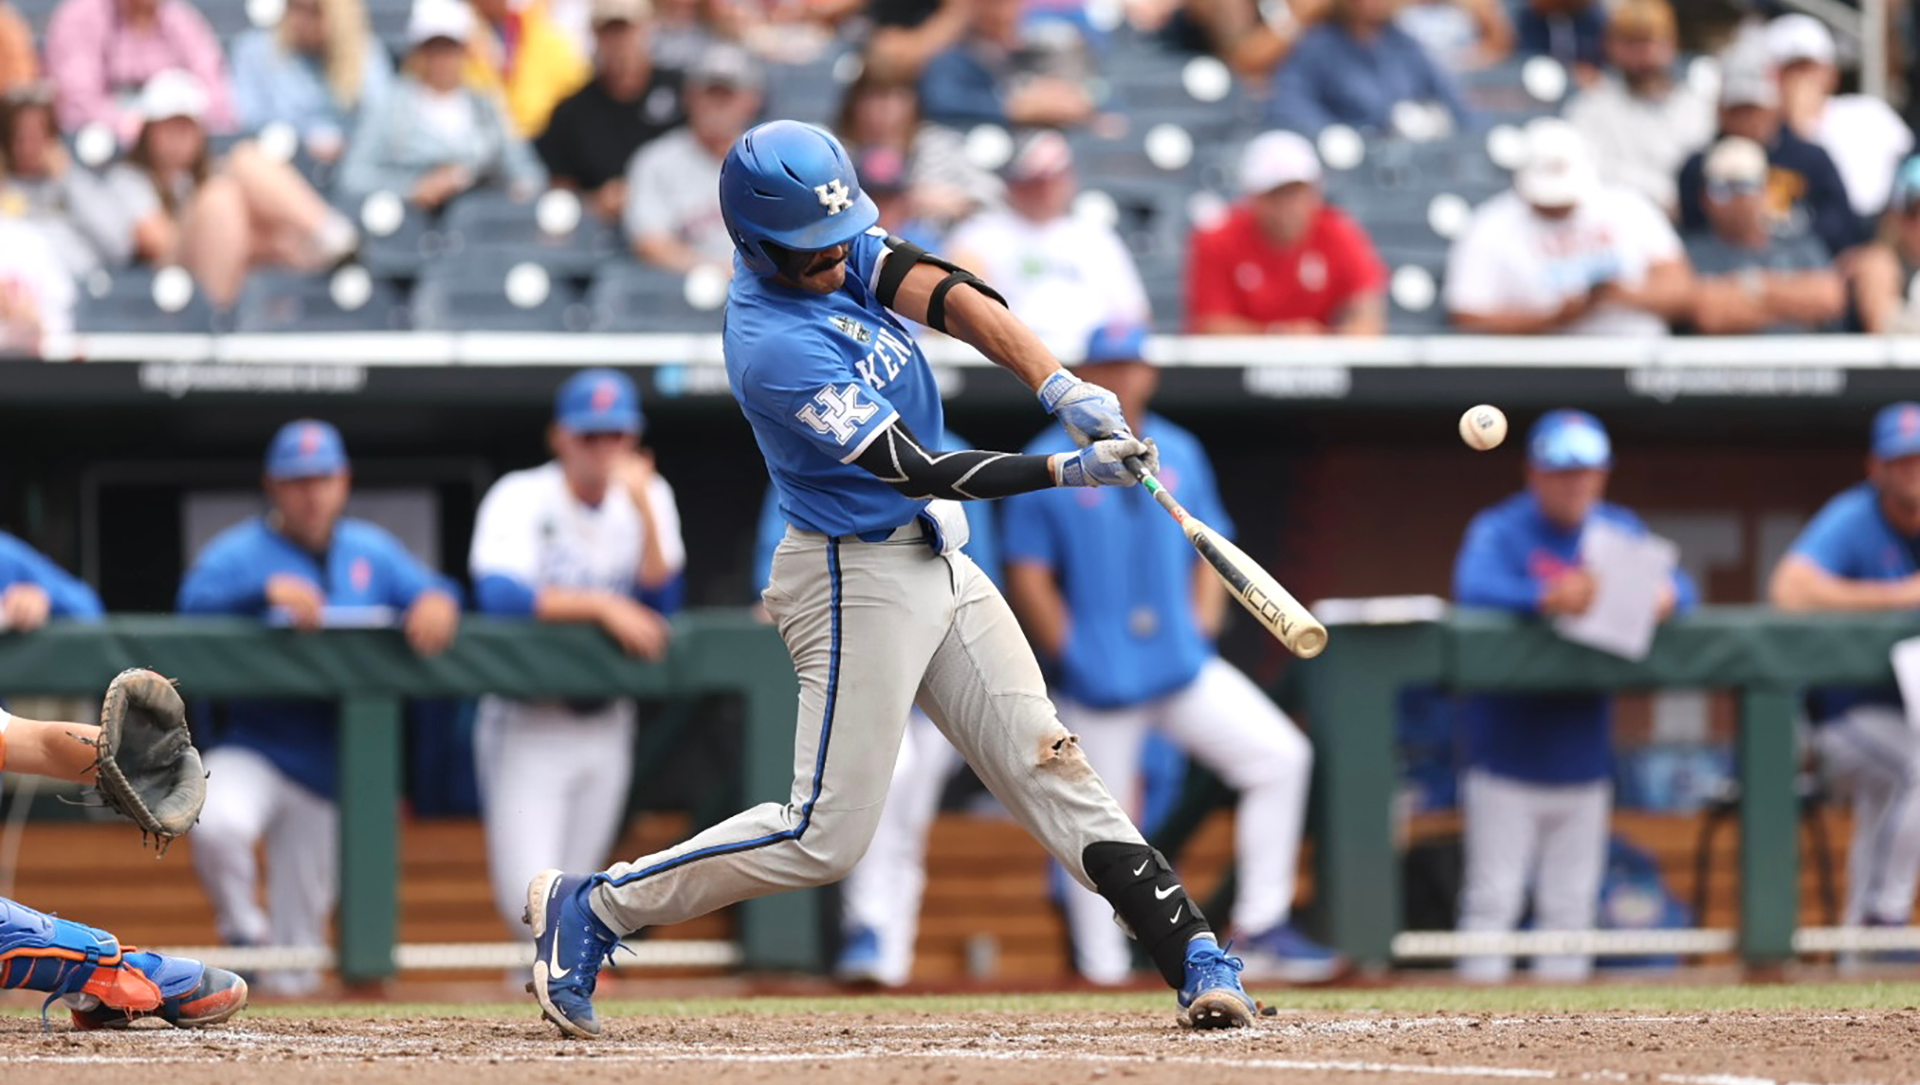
1052 437 1159 488
1038 370 1130 447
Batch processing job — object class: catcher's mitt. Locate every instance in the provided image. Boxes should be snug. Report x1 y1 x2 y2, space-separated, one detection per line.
87 668 206 853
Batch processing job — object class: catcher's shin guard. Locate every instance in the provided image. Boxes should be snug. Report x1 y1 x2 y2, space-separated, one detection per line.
1082 842 1212 987
0 899 162 1012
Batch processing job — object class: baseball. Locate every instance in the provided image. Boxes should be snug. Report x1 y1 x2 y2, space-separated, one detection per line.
1459 404 1508 451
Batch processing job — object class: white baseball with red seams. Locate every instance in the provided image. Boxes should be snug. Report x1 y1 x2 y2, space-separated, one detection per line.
1459 405 1509 451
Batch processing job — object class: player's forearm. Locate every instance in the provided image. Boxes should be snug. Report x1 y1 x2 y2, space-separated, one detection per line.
939 276 1062 392
4 714 101 782
1770 558 1917 611
1193 562 1229 639
852 423 1059 501
630 492 676 589
534 587 626 623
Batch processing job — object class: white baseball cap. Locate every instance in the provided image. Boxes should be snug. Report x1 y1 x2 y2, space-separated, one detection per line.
1237 130 1321 195
406 0 473 47
1703 135 1769 188
136 69 209 123
1766 13 1836 66
1513 117 1597 210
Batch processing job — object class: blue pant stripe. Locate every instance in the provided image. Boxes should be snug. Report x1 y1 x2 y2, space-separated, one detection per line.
604 538 843 888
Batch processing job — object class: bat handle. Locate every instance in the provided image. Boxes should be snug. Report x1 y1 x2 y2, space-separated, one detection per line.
1124 455 1153 483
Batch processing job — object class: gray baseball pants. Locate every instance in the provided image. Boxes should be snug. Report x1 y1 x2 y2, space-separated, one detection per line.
587 522 1146 934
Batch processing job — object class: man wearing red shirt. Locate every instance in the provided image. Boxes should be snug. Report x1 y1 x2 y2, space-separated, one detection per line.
1186 130 1387 335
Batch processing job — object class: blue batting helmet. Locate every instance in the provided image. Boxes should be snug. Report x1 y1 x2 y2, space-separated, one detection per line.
720 120 879 277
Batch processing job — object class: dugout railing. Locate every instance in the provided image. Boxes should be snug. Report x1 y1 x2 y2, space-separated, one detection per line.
1300 604 1920 971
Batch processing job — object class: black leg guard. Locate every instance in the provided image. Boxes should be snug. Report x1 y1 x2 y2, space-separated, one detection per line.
1082 841 1211 987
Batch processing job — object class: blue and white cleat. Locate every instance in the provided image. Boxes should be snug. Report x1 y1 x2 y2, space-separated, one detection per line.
834 925 885 986
1237 922 1349 985
1178 938 1258 1029
525 869 622 1039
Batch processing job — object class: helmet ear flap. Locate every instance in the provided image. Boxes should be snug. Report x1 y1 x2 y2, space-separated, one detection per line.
761 241 813 280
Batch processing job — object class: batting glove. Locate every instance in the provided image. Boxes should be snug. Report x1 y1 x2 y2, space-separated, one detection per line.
1038 370 1131 447
1052 437 1159 488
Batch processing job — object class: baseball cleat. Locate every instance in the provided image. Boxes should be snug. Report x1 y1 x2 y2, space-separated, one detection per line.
834 925 884 986
1236 923 1349 985
70 953 249 1030
525 869 621 1039
1178 938 1257 1030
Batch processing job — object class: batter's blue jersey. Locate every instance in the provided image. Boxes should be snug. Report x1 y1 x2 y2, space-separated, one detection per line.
1787 481 1915 722
177 516 457 797
1002 415 1229 709
725 227 944 539
750 427 1003 595
1453 492 1698 785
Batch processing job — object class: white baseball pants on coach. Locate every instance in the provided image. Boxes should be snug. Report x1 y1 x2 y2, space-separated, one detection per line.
190 745 335 997
838 708 957 985
587 525 1146 937
1812 706 1920 926
475 697 637 934
1055 657 1313 984
1456 767 1611 983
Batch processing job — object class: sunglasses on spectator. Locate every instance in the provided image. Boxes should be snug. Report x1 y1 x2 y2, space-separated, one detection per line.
1707 180 1765 200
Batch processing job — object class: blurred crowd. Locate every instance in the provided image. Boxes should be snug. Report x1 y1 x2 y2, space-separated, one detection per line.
0 0 1912 347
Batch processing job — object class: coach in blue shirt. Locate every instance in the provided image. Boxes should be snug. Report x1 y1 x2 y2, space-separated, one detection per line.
178 419 460 996
1451 409 1695 983
1268 0 1473 135
1770 402 1920 931
0 531 102 630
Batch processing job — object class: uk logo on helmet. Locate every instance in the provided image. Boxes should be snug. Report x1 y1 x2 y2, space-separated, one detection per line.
815 179 853 215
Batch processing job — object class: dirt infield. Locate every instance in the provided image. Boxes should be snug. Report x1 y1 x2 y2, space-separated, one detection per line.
4 1002 1919 1085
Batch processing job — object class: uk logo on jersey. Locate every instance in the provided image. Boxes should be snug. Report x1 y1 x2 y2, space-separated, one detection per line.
797 383 879 444
815 179 853 215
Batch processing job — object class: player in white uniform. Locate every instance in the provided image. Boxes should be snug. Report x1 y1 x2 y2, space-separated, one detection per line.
469 369 687 937
525 120 1260 1037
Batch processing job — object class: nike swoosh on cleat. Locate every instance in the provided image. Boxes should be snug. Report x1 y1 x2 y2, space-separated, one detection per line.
1132 859 1151 876
1168 905 1184 925
1155 883 1183 900
546 882 572 980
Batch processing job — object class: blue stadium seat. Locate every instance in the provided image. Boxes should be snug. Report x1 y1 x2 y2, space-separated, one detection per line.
412 265 589 331
232 269 409 332
351 200 446 278
762 50 852 128
586 262 726 333
439 191 618 277
73 268 218 333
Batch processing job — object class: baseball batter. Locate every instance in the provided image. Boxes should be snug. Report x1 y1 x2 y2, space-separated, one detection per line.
527 120 1259 1036
470 369 686 937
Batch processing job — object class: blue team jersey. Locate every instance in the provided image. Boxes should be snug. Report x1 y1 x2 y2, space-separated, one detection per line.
750 426 1003 594
0 531 102 620
1002 415 1229 709
1452 491 1698 785
725 228 944 539
177 516 455 797
1788 481 1916 721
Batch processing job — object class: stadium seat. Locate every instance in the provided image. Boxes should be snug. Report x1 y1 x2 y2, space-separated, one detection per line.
232 269 409 333
412 265 589 332
73 267 218 334
762 50 852 128
439 191 618 277
586 263 726 333
352 199 445 278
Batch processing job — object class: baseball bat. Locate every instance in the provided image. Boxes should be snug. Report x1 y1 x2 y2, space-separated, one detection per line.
1124 455 1328 660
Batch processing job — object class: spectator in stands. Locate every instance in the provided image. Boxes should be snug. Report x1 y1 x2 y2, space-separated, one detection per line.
917 0 1095 129
229 0 392 163
44 0 236 141
1517 0 1603 83
0 2 37 94
1453 409 1696 984
1682 136 1842 335
181 419 459 996
0 84 119 278
1769 402 1920 940
651 0 741 73
855 144 939 249
1395 0 1513 73
0 531 100 625
537 0 684 224
1267 0 1471 136
1447 118 1690 336
1132 0 1331 81
1186 130 1386 335
336 0 547 211
466 0 593 136
834 66 995 233
1676 60 1866 260
864 0 970 82
0 218 77 354
1767 13 1911 222
1852 157 1920 334
83 70 358 308
623 41 758 274
468 369 684 940
947 131 1150 360
1562 0 1710 218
